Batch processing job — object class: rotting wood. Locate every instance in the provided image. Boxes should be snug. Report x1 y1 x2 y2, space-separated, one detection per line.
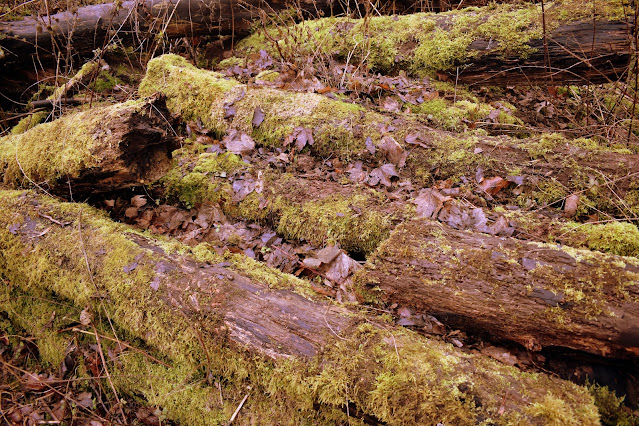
0 0 632 86
0 190 601 425
0 95 178 196
224 0 632 85
356 217 639 359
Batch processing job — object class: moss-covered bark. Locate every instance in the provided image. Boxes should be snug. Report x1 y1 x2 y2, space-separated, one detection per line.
141 55 639 220
0 96 178 196
225 0 630 84
356 218 639 358
0 190 601 425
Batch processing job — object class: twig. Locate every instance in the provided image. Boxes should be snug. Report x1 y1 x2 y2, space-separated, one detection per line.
229 394 249 423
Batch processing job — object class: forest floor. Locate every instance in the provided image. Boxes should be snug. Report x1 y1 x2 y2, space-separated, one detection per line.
2 3 639 425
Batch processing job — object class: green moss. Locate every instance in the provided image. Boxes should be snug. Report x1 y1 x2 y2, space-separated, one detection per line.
49 60 101 101
0 100 146 186
0 191 604 425
559 221 639 257
587 382 638 426
139 55 238 136
275 193 392 254
89 69 123 92
406 133 492 182
231 0 623 76
140 54 399 159
529 180 568 207
11 111 49 135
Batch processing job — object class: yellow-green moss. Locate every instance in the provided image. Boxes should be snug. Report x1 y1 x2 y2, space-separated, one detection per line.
139 54 238 136
49 60 101 101
0 100 146 186
231 0 625 76
161 146 396 254
0 190 602 425
275 193 392 254
140 54 401 158
10 110 49 135
559 221 639 257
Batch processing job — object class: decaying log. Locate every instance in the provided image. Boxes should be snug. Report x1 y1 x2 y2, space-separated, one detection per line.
227 0 632 85
2 54 638 254
0 0 632 86
356 217 639 359
0 190 601 425
139 55 639 218
0 96 178 195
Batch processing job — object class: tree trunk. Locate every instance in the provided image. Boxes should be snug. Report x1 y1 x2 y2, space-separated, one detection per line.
357 217 639 359
0 190 600 425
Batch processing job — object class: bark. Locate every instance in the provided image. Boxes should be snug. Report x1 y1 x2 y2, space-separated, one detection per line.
456 20 632 85
0 190 600 425
357 217 639 359
0 96 179 196
0 0 340 70
0 1 632 86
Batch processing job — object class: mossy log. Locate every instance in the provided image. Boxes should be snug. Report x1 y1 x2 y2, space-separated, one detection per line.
228 0 632 85
0 190 602 425
0 96 178 196
356 218 639 359
141 55 639 219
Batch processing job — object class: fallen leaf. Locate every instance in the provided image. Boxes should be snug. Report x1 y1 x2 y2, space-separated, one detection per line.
379 135 406 167
252 106 265 127
224 130 255 155
481 346 518 366
368 163 398 187
564 194 579 217
131 195 147 208
479 176 509 195
365 137 376 154
325 252 361 283
413 188 451 219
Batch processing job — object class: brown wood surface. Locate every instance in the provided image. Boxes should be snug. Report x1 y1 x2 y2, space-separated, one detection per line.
359 217 639 359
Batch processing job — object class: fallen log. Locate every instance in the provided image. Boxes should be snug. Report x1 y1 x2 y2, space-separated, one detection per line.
138 55 639 219
356 217 639 359
227 0 632 85
2 54 638 252
0 0 632 86
0 96 178 195
0 190 602 425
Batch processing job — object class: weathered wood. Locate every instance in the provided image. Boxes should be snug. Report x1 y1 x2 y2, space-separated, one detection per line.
0 96 178 195
225 1 632 85
0 1 632 86
0 190 601 425
0 0 334 70
357 217 639 359
459 20 632 85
